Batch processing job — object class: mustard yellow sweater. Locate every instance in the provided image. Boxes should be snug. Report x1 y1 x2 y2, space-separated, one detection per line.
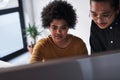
30 34 88 63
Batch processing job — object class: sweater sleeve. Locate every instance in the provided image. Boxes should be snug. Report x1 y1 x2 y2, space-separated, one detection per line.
30 40 45 63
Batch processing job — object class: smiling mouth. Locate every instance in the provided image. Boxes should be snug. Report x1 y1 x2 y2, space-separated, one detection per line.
98 23 107 26
100 24 106 26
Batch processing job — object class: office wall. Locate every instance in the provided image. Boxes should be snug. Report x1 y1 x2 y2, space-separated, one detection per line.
22 0 91 54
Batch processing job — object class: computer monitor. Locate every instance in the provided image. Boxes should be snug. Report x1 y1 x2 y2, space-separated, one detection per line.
0 50 120 80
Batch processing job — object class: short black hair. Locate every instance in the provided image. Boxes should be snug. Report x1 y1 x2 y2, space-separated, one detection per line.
41 0 77 28
90 0 119 10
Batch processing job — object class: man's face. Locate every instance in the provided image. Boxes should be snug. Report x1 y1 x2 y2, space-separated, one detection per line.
90 1 116 29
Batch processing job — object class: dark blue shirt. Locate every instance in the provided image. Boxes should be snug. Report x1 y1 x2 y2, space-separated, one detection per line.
90 13 120 53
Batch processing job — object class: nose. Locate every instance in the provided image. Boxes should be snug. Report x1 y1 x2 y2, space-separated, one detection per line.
97 18 103 23
96 16 105 23
56 29 61 34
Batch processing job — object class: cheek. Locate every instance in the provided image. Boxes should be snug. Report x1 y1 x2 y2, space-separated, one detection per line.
62 30 68 35
107 15 116 25
49 29 55 35
49 28 54 33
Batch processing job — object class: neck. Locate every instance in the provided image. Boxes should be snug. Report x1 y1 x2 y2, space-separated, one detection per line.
54 35 71 48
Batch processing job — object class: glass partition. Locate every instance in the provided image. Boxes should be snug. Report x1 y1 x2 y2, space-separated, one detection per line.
0 0 27 61
0 0 18 10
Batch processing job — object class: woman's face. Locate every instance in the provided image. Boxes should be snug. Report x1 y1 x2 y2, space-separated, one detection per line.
90 1 117 29
49 19 69 43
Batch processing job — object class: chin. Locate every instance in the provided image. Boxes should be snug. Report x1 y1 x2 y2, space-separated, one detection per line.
54 38 62 42
98 25 109 29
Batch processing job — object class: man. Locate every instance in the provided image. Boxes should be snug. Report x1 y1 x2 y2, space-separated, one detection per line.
89 0 120 53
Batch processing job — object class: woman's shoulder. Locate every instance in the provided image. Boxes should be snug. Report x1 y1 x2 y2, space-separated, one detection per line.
37 36 50 44
69 34 86 46
38 37 48 42
35 36 50 48
70 34 83 42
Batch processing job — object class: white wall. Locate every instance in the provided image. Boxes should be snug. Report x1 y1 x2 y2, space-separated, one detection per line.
22 0 91 54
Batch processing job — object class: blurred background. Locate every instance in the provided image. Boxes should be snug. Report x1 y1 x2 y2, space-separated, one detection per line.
0 0 91 66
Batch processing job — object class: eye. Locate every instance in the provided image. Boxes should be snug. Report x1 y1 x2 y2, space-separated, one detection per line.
91 13 97 17
102 14 109 18
50 26 57 30
61 26 68 30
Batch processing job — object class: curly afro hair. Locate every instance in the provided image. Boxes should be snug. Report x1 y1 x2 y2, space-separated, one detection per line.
41 0 77 29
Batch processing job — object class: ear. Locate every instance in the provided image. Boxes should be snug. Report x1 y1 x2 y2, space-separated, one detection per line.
119 4 120 10
48 26 51 31
48 26 50 28
117 4 120 14
116 9 119 14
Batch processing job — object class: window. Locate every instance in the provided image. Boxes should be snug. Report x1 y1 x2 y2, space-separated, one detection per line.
0 0 27 61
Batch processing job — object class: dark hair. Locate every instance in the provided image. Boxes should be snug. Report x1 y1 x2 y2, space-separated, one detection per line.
90 0 119 10
41 0 77 28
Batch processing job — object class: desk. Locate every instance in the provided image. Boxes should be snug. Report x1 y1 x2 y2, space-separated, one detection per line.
0 60 13 68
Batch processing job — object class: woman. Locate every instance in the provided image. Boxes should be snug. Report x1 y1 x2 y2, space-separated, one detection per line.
30 0 88 63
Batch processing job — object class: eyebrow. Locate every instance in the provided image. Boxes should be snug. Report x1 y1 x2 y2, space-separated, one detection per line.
90 10 112 14
51 25 57 27
50 24 68 27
